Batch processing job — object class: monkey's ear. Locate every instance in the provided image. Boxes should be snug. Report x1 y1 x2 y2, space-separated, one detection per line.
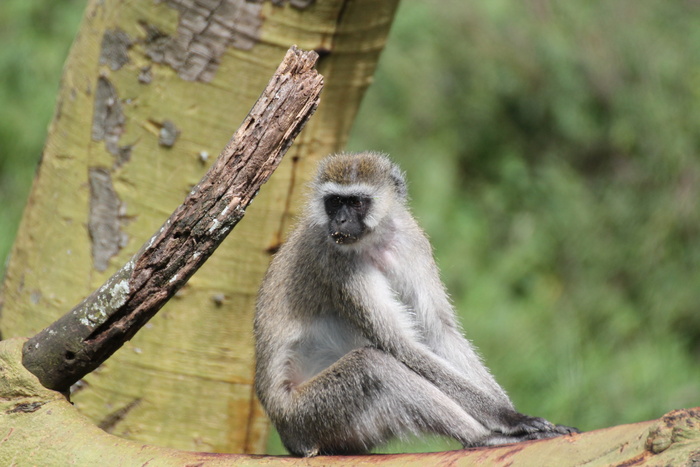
389 163 409 201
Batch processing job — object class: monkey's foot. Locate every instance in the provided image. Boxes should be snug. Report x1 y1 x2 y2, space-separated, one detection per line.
488 413 580 444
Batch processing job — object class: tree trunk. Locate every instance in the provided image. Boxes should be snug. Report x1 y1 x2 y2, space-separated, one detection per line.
0 0 400 454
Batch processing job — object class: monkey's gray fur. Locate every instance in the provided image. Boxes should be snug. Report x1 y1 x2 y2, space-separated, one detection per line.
254 152 577 457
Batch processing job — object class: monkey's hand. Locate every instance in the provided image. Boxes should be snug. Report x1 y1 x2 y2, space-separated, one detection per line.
499 412 580 438
476 414 578 447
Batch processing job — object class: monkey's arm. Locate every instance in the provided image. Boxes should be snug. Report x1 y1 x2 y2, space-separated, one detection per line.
343 271 571 439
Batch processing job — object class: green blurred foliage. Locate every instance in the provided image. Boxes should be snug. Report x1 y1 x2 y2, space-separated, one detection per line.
1 0 699 456
0 0 85 268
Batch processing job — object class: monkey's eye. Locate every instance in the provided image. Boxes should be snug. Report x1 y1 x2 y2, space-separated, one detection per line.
326 196 344 212
324 195 344 217
346 196 364 209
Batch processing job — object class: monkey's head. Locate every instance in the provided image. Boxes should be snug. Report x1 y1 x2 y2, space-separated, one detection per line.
309 152 408 246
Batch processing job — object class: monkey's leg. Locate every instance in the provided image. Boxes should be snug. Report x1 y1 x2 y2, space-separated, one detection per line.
278 347 492 457
432 331 579 440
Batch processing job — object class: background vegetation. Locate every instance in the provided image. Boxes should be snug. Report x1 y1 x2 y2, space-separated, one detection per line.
2 0 698 454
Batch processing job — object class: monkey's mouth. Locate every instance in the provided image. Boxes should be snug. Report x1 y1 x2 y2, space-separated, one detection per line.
330 231 359 244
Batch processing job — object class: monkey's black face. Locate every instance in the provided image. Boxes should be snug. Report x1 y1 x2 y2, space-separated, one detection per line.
324 195 372 244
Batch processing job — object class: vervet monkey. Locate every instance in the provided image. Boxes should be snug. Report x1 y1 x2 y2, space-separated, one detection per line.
254 152 577 457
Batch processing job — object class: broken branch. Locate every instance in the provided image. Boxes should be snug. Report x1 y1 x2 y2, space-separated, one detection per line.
22 46 323 393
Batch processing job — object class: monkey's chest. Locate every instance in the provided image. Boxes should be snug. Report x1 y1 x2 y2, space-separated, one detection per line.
294 314 369 382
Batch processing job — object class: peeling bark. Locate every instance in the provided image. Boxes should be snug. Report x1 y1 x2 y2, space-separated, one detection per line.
158 120 180 148
91 76 131 164
99 29 133 71
22 46 323 394
138 65 153 84
88 168 126 272
147 0 265 82
91 77 123 143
